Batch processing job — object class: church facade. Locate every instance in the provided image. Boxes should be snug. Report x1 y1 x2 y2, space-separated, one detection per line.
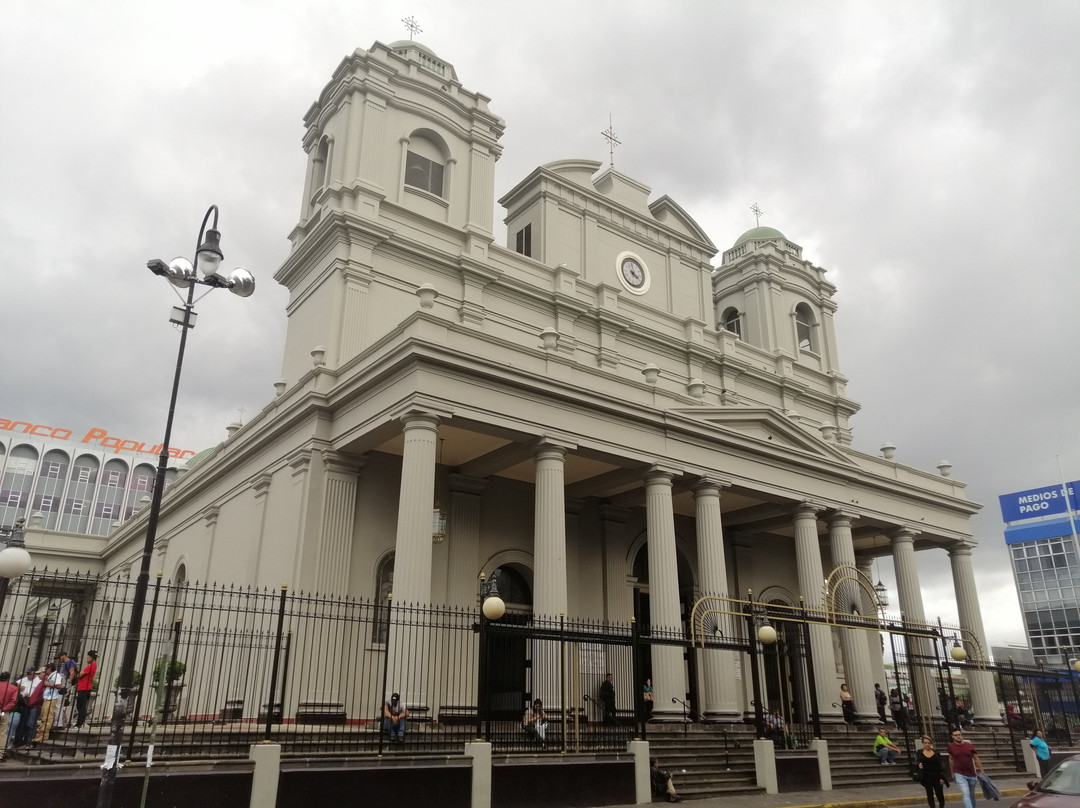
22 39 998 725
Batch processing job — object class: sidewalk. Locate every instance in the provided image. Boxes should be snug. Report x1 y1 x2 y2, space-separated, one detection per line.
597 774 1033 808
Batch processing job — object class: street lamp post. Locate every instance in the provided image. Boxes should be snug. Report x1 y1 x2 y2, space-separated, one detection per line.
97 206 254 808
0 517 33 615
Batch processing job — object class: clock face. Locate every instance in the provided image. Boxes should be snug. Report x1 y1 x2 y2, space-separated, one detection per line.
620 257 645 288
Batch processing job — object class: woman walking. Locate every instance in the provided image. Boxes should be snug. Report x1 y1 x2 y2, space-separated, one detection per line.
917 734 949 808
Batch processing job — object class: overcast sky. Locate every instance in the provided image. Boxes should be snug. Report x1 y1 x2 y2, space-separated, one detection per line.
3 1 1078 651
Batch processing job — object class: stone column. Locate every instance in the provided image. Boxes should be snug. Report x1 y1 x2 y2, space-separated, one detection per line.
693 479 740 721
316 449 364 597
857 559 889 693
600 505 633 624
890 528 936 731
533 442 569 620
392 412 440 606
793 504 840 720
445 474 487 609
948 541 1001 723
645 466 684 720
827 512 876 721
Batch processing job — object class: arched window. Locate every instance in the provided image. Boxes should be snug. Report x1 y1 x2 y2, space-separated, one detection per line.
373 552 395 645
310 136 330 197
404 133 446 197
795 303 817 353
721 307 742 339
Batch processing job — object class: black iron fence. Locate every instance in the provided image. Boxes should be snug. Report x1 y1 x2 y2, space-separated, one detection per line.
1 571 758 764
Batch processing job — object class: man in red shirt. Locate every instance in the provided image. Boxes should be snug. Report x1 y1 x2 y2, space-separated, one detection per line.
74 650 98 729
947 728 983 808
0 671 19 760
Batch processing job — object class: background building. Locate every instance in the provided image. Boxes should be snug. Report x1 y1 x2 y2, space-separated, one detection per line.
999 482 1080 666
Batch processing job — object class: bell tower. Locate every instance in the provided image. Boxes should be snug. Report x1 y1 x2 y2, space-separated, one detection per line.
273 40 505 381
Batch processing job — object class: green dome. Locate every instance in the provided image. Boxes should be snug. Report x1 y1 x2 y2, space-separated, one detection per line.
733 226 786 248
184 446 218 471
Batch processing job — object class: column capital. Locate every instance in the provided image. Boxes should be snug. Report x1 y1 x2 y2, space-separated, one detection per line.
826 509 860 527
691 475 733 496
599 504 633 523
534 435 578 454
948 540 977 557
448 473 488 496
533 441 569 461
320 448 366 476
889 526 922 544
793 501 824 521
397 410 443 431
644 462 682 484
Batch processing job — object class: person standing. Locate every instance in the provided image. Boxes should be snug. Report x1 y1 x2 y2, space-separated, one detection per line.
875 682 888 724
947 728 984 808
917 734 949 808
56 652 78 729
0 672 18 760
14 667 44 748
1029 729 1051 777
840 682 856 725
74 650 98 728
599 673 616 726
32 664 64 744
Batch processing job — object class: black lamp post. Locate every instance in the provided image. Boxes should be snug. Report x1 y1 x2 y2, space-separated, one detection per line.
97 206 254 808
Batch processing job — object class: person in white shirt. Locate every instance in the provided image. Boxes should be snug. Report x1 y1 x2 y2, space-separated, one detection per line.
33 664 64 744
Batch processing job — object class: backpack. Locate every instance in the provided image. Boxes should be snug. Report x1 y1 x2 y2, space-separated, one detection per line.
14 689 30 713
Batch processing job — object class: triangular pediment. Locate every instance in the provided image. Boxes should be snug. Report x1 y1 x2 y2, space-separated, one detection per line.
669 406 856 466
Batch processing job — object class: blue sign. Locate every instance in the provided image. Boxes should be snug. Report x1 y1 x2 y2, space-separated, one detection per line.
999 482 1080 523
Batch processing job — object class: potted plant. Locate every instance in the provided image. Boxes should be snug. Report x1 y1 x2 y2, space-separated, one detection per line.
155 659 187 716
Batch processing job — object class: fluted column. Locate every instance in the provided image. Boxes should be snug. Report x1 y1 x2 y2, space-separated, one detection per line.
890 528 936 731
600 505 633 623
693 479 740 720
316 450 364 596
793 504 840 720
445 474 487 608
645 466 684 720
948 541 1000 722
533 442 569 619
392 412 440 607
828 512 876 720
857 559 889 691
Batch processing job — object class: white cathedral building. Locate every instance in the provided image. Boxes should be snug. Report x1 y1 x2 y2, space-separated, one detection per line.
18 38 998 726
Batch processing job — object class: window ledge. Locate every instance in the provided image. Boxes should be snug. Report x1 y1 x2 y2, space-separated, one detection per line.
404 185 448 208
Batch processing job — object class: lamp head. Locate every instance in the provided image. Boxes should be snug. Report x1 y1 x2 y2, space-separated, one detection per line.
482 596 505 620
149 257 196 289
757 622 777 644
225 267 255 297
950 640 968 662
196 228 225 281
0 545 33 579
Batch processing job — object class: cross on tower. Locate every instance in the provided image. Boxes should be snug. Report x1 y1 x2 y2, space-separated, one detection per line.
237 405 247 425
750 203 764 227
402 16 422 40
601 115 621 167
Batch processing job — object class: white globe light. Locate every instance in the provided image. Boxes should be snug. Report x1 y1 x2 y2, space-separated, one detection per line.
0 545 33 579
951 644 968 662
482 596 505 620
757 624 777 644
1073 659 1080 674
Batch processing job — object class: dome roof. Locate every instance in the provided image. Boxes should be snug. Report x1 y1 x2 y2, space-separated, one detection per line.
184 446 218 471
733 226 786 248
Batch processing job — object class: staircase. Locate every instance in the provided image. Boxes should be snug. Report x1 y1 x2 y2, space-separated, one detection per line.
820 723 1033 790
646 724 762 800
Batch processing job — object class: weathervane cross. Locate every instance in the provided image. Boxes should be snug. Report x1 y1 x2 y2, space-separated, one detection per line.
238 405 247 424
750 203 764 227
402 16 422 40
601 115 621 167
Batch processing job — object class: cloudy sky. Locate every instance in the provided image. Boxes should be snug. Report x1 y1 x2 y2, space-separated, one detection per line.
3 1 1078 649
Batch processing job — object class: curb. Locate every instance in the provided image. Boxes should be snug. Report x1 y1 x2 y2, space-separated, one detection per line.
782 788 1028 808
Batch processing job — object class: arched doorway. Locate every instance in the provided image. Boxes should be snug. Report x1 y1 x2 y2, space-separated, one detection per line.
484 564 533 719
757 592 809 725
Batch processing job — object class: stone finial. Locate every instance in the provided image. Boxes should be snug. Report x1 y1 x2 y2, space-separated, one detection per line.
226 422 242 437
937 460 952 477
642 364 660 385
274 379 287 397
819 424 836 442
880 442 896 461
687 378 706 400
415 283 439 309
540 327 559 351
311 346 326 366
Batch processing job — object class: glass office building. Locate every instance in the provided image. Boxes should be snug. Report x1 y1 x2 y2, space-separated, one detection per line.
1000 483 1080 666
